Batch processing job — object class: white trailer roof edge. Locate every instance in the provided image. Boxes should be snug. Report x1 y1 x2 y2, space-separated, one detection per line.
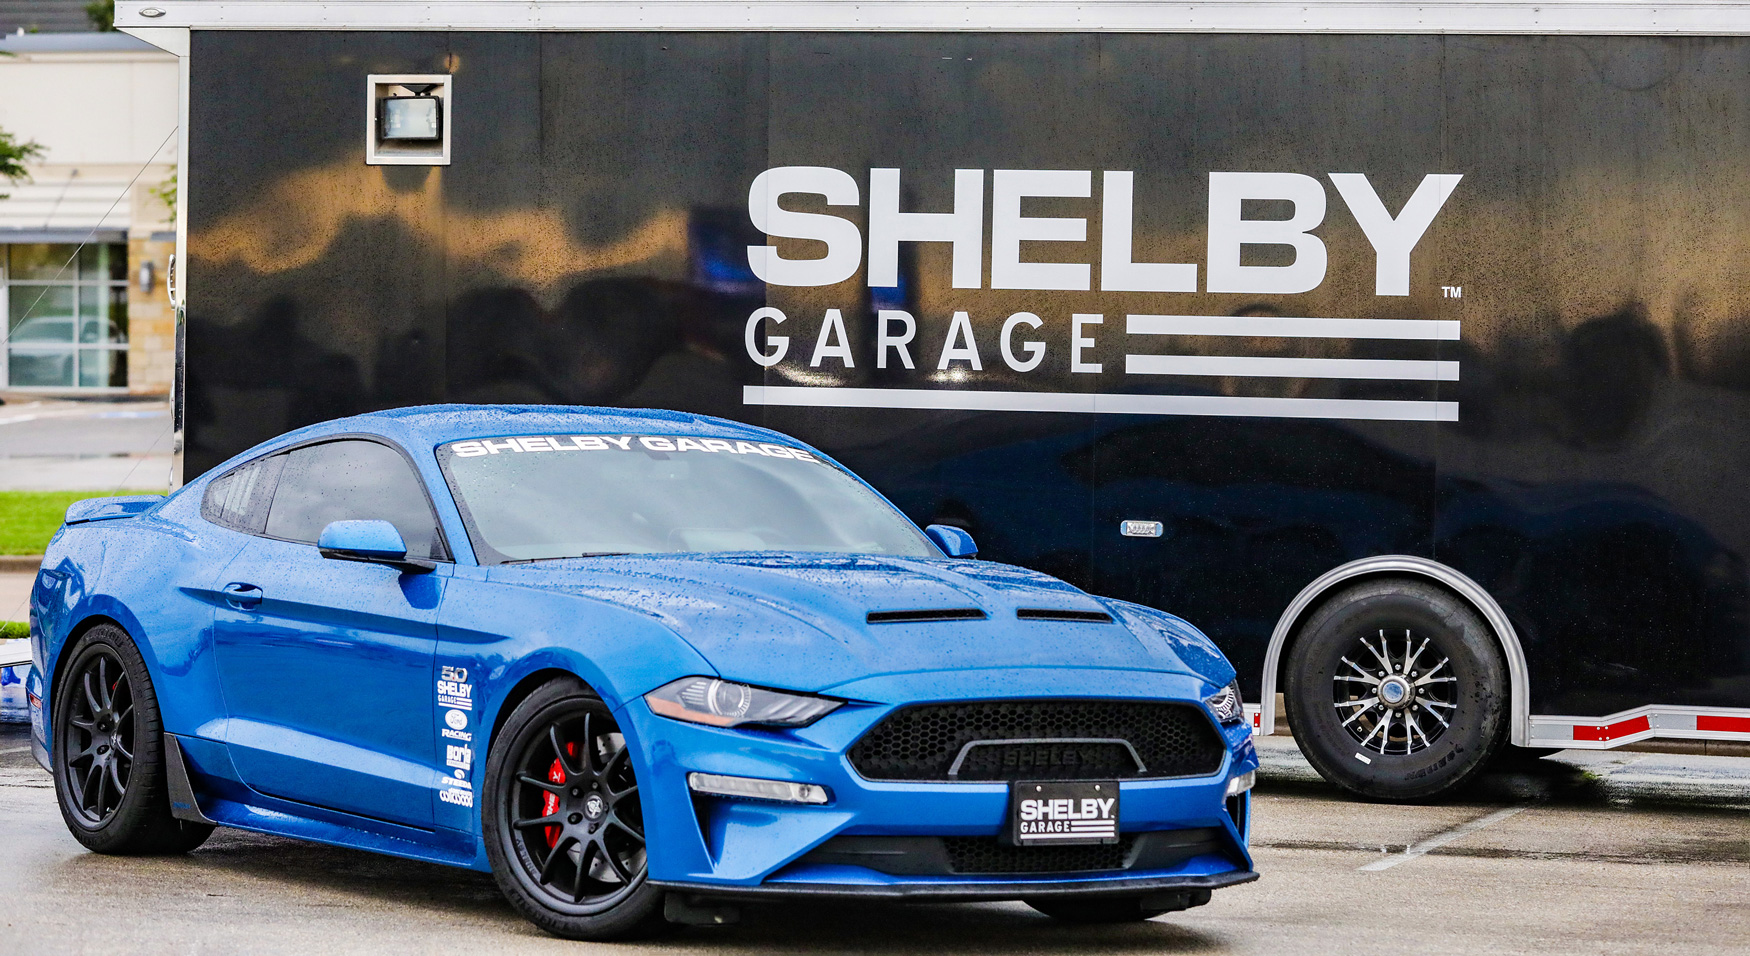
113 1 1750 35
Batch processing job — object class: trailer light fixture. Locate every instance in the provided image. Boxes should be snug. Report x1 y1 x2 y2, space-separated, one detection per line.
687 772 831 805
367 74 451 166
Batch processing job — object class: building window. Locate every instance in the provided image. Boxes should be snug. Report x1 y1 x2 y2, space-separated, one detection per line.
3 243 129 389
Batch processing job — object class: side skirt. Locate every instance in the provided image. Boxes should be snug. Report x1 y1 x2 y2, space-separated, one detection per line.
162 733 485 870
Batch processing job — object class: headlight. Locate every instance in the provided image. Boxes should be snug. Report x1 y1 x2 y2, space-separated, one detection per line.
1205 679 1244 724
644 677 842 728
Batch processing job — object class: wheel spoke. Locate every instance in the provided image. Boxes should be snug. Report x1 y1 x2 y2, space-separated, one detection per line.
1406 711 1430 750
1339 699 1379 727
607 815 644 843
609 783 639 807
1339 656 1377 682
1415 659 1450 685
600 746 629 786
1403 635 1430 676
572 840 595 901
511 813 564 830
106 760 126 803
537 835 575 886
81 672 102 718
1363 632 1394 674
601 840 635 882
1334 675 1379 684
1361 710 1391 750
113 738 133 761
516 773 565 796
90 762 109 812
1421 703 1452 728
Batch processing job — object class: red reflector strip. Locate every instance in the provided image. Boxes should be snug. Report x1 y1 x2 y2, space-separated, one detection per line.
1573 716 1650 741
1696 714 1750 734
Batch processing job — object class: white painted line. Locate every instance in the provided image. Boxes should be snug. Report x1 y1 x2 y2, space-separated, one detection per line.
1127 314 1461 341
1125 354 1461 381
744 386 1460 422
0 745 31 756
1360 804 1531 871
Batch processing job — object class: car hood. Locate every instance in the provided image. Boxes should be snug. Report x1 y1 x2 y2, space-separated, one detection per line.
486 553 1228 697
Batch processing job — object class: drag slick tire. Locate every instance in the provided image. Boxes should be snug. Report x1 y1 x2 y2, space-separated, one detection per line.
52 623 214 854
1285 579 1508 802
484 677 665 940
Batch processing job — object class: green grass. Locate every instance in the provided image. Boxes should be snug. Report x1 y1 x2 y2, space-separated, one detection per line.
0 490 162 556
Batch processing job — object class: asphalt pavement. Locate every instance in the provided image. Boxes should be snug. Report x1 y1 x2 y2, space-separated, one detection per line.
0 399 173 492
1 726 1745 956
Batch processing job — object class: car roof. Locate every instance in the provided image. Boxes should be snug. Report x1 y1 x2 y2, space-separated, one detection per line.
261 404 801 455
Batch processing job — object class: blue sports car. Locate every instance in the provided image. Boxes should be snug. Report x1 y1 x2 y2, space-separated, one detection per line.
23 406 1257 939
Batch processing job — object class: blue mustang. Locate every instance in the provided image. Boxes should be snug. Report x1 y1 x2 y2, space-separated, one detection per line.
24 406 1257 939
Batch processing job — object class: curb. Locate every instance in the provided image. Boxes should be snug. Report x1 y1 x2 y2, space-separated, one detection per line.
0 556 42 574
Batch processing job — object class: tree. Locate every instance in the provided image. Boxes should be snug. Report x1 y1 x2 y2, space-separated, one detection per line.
0 127 45 201
86 0 115 31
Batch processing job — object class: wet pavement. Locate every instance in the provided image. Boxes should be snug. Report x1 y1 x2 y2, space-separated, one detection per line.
1 725 1746 955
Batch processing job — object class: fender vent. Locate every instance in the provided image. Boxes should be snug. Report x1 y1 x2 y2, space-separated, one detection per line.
1016 608 1113 624
866 608 987 624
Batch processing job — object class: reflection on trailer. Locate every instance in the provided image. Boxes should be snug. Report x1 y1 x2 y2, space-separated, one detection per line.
150 0 1750 800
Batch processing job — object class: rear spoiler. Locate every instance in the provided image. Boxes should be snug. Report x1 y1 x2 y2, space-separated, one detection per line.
64 495 165 526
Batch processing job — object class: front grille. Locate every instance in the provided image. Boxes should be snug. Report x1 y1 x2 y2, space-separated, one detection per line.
847 700 1225 781
944 835 1135 874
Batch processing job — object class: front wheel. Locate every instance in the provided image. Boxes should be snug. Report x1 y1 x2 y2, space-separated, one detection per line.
482 678 665 940
1285 579 1508 802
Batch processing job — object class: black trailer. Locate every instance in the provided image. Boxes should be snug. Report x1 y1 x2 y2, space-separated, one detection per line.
120 0 1750 798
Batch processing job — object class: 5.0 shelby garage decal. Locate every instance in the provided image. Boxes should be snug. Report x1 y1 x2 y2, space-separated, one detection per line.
740 167 1462 423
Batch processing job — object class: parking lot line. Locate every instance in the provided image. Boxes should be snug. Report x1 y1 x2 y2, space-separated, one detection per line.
1359 803 1532 871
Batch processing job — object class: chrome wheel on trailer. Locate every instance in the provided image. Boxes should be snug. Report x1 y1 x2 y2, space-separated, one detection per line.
1333 628 1459 756
1285 579 1507 801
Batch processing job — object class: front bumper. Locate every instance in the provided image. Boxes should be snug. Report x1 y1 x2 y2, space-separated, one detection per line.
654 868 1258 903
616 669 1258 895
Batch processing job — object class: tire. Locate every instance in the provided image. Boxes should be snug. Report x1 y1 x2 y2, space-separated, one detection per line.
1285 579 1508 802
52 623 214 854
483 678 665 941
1027 889 1208 923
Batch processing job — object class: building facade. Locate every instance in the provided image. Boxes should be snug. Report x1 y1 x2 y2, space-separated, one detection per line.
0 31 177 396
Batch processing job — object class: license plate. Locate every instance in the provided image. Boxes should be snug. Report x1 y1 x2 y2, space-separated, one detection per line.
1010 780 1120 846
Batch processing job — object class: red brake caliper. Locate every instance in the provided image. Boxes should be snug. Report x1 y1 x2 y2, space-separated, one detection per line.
543 742 576 849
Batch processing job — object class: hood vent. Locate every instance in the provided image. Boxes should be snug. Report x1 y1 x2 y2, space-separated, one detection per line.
867 608 987 624
1016 608 1114 624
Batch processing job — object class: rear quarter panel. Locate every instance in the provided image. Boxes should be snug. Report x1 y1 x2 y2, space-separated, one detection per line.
35 492 246 757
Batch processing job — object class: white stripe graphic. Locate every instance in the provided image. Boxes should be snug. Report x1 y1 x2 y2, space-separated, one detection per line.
1127 314 1460 341
1125 354 1460 381
744 386 1458 422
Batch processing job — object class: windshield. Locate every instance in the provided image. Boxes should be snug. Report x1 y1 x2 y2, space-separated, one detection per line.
438 434 937 563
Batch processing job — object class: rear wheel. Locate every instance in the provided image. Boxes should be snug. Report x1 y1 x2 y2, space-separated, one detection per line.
53 623 213 854
483 678 664 940
1285 579 1508 801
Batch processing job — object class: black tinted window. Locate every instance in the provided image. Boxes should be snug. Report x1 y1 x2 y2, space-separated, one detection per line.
264 440 444 559
201 454 284 533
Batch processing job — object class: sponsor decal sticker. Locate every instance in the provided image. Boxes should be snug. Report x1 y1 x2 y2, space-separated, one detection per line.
437 666 473 711
439 787 474 808
445 708 468 730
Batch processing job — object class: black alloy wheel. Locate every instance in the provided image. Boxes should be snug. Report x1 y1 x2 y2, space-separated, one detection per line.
52 623 214 854
484 678 665 940
1285 579 1508 802
61 645 134 827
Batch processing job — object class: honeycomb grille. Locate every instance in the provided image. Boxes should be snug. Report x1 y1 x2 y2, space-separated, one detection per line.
943 835 1136 874
847 700 1224 781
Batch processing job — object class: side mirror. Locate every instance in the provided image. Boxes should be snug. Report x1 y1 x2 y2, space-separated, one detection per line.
925 524 979 559
318 520 434 574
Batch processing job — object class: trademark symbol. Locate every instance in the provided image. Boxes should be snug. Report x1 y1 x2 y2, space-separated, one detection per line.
1441 285 1463 299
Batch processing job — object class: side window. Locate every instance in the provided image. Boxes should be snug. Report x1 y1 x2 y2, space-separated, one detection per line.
201 454 285 533
264 439 446 560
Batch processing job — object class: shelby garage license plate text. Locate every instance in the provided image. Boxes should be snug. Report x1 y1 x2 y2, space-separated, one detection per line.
1011 781 1119 845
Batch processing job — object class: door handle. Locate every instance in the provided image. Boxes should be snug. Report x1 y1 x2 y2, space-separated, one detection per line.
222 582 263 609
